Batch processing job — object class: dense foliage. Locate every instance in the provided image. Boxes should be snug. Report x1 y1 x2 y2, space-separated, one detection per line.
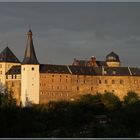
0 91 140 138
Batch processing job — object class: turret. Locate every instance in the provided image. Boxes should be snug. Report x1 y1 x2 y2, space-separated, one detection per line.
21 30 39 106
0 46 20 84
106 52 121 67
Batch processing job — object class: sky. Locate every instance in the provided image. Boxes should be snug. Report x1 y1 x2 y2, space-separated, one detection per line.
0 2 140 67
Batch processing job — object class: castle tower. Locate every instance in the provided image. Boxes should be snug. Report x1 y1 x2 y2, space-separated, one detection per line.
21 30 39 106
0 46 20 85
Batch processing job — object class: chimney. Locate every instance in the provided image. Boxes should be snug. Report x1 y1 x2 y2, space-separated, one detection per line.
91 56 97 66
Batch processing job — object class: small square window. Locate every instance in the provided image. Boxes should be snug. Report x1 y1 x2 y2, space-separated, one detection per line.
105 80 108 84
120 80 124 84
32 67 34 71
104 71 107 74
77 86 79 91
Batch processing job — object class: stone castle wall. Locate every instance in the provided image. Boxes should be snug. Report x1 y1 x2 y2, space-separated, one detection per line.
39 73 140 103
6 78 21 105
39 73 72 104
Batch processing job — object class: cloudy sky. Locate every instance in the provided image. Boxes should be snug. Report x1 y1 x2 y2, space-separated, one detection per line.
0 2 140 67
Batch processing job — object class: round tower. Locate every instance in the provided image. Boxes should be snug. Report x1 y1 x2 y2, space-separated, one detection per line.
106 52 121 67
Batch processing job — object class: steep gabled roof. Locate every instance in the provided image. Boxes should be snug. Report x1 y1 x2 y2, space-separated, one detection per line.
0 46 20 63
68 65 98 75
130 67 140 76
96 61 107 67
6 65 21 75
6 63 140 76
40 64 70 74
22 30 39 64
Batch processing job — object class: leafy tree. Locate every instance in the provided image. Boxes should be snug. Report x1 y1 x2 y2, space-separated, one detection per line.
0 83 16 108
101 92 121 110
123 91 139 105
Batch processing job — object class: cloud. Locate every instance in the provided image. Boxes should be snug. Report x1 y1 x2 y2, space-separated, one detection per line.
0 3 140 67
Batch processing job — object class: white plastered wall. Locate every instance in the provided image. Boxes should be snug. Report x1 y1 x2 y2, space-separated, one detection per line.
21 64 39 106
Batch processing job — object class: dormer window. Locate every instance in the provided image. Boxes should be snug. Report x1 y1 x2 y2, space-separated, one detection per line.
113 71 116 74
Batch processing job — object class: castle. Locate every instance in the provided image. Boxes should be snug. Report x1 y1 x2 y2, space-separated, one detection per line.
0 30 140 106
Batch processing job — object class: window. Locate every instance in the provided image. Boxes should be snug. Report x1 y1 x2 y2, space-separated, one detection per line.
77 86 79 91
120 80 124 84
52 75 54 77
66 79 67 82
113 71 116 74
84 80 86 84
91 87 93 91
99 80 101 84
105 80 108 84
12 82 14 86
112 80 115 84
77 80 79 83
32 67 34 70
52 79 54 82
60 75 62 77
104 71 107 74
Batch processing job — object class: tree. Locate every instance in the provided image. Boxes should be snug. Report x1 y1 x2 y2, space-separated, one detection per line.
101 92 121 110
0 82 16 108
123 91 139 105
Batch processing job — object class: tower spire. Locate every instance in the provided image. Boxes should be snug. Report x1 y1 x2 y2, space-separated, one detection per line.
22 30 39 64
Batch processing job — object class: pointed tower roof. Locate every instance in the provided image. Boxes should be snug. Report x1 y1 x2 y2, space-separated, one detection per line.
0 46 20 63
22 30 39 64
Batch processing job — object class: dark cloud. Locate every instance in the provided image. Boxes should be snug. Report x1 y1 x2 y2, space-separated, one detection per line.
0 3 140 67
